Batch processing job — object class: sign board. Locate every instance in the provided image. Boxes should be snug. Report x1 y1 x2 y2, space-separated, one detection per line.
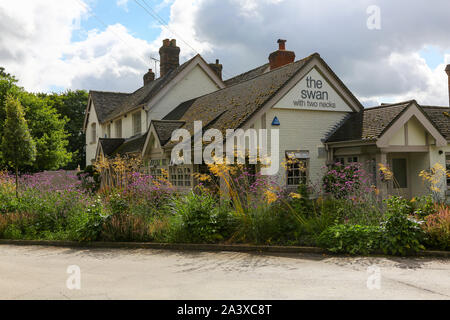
273 68 353 112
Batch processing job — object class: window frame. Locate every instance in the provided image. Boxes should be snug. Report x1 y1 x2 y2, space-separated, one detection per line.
91 123 96 143
115 119 122 138
132 111 142 136
286 150 309 186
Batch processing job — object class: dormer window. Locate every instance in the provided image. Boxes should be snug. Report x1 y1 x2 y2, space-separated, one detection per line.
132 111 141 136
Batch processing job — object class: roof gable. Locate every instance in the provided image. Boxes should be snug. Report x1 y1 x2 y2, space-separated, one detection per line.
326 100 448 147
273 66 355 112
102 55 225 123
377 101 447 147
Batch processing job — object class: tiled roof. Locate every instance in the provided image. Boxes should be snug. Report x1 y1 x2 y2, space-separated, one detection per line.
99 138 125 157
224 63 270 86
422 106 450 140
113 133 148 156
153 120 186 146
326 101 412 143
90 91 130 123
162 55 316 147
91 56 196 124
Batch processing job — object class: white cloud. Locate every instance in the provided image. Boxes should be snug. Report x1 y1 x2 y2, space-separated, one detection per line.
0 0 156 92
117 0 130 12
0 0 449 107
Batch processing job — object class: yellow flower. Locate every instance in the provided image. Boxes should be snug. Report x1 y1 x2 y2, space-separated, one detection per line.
265 189 278 204
289 192 302 199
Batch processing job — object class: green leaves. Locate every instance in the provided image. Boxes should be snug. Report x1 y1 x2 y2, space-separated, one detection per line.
1 95 36 170
317 224 382 255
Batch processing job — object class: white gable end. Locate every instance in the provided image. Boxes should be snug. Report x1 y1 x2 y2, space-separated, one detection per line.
273 67 353 112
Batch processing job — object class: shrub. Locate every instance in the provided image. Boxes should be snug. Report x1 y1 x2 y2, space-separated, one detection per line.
67 197 105 242
168 190 235 243
380 196 425 255
317 224 382 255
423 205 450 250
101 213 151 242
322 162 369 199
411 195 436 219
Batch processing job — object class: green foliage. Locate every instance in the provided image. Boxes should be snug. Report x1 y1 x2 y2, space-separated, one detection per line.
46 90 88 169
20 92 71 171
380 196 425 255
168 191 236 243
317 224 382 255
0 67 79 171
411 195 436 219
67 197 105 242
1 95 36 195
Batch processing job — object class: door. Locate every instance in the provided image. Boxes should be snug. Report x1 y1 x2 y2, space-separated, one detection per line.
389 157 410 198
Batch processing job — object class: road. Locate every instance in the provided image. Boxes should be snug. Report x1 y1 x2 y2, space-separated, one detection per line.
0 244 449 299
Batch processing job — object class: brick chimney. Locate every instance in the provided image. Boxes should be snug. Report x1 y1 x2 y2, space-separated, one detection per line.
209 59 223 80
446 64 450 107
143 68 155 86
159 39 180 77
268 39 295 70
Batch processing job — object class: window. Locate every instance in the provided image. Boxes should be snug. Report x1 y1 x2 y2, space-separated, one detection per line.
132 112 141 136
392 158 407 189
446 154 450 190
115 119 122 138
286 151 309 186
333 156 358 165
169 166 191 187
106 124 111 138
91 123 96 143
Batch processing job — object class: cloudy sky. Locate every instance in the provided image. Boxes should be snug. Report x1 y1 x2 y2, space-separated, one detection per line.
0 0 449 107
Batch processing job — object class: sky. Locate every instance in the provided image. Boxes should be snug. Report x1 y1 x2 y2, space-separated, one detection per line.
0 0 449 107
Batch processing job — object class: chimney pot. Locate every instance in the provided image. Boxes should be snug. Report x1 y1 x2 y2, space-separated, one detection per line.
269 39 295 70
278 39 286 50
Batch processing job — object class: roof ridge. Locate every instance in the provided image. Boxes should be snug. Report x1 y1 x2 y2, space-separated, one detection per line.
222 54 316 91
153 119 186 123
225 63 269 82
364 100 415 111
90 90 130 95
421 105 450 109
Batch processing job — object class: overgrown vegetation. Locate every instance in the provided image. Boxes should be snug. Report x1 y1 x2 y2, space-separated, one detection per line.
0 156 449 255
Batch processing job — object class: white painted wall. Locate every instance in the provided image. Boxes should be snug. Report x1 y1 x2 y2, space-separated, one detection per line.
265 108 350 188
147 65 220 123
86 103 99 166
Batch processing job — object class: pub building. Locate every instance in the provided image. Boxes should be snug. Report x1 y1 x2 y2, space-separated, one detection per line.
85 39 450 201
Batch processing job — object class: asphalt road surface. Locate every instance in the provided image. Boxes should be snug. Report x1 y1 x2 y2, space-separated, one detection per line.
0 244 449 299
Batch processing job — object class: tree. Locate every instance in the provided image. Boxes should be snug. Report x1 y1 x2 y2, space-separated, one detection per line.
20 92 72 171
0 67 72 171
46 90 88 169
1 95 36 197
